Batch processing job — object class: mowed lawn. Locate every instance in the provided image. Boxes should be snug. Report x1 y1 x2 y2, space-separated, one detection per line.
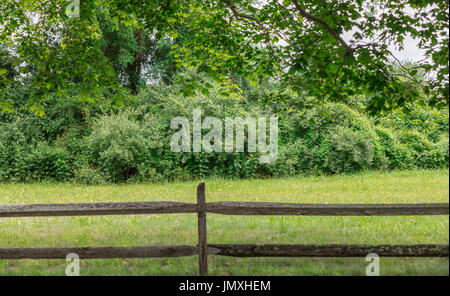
0 170 448 276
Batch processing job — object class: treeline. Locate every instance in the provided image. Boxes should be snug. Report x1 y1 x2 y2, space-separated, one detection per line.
0 78 448 184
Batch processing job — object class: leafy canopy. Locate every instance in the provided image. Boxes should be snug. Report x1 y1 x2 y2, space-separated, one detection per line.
0 0 448 114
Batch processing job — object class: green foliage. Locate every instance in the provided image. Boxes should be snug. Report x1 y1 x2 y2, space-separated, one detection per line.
265 139 306 177
0 79 448 183
323 126 374 174
0 121 27 181
378 104 449 142
88 111 150 182
280 103 388 174
397 130 434 168
432 136 449 169
98 10 178 93
375 127 413 170
0 1 448 113
14 142 72 182
0 45 19 112
73 163 107 185
1 0 448 183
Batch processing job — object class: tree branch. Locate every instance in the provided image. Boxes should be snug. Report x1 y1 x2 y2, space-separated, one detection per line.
290 0 354 55
220 0 281 69
221 0 262 26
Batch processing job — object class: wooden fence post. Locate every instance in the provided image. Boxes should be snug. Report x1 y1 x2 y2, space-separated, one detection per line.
197 182 208 276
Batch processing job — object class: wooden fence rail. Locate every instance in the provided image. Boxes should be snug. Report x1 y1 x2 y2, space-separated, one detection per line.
1 244 447 260
0 183 448 275
1 201 448 218
0 201 197 217
205 202 449 216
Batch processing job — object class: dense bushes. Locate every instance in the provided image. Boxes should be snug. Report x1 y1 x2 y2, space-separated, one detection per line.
0 121 26 181
0 81 448 183
271 102 389 175
88 111 151 182
375 127 413 170
433 136 449 168
0 123 72 182
15 143 72 182
323 126 375 174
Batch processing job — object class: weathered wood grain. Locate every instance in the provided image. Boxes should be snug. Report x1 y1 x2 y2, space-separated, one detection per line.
206 202 450 216
197 182 208 276
1 244 447 259
0 202 197 217
0 246 198 259
1 202 448 218
208 244 450 257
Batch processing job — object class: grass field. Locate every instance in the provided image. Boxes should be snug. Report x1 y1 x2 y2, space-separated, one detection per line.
0 170 448 276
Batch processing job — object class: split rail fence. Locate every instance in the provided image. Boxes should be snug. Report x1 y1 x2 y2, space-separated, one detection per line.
0 183 448 275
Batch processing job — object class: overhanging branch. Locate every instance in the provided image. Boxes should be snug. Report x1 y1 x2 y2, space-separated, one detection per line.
290 0 354 55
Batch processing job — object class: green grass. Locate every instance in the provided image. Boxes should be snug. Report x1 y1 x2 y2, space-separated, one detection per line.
0 170 448 276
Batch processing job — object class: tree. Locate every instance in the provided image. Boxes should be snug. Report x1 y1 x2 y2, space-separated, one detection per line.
0 45 20 112
98 10 179 94
0 0 448 114
164 0 448 113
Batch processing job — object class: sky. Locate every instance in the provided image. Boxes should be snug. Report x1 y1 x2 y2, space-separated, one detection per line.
389 36 426 62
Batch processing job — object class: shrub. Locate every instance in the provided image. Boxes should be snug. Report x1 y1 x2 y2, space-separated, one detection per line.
322 103 386 170
397 130 434 168
378 103 449 142
265 139 308 177
0 121 28 181
428 136 449 169
1 79 448 183
88 111 151 182
284 103 386 171
15 142 72 181
134 80 268 180
73 162 107 185
375 127 414 170
323 126 374 174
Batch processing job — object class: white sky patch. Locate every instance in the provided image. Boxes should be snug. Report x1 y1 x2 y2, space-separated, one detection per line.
389 36 427 62
342 30 427 63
